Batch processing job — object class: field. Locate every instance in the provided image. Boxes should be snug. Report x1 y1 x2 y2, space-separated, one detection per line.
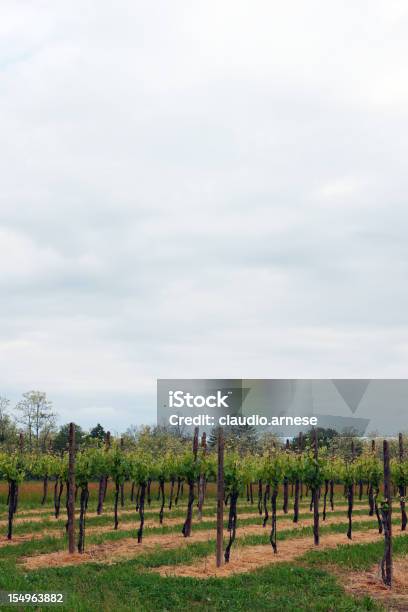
1 481 407 611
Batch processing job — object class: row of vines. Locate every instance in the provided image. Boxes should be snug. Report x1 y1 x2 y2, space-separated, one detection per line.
0 429 405 584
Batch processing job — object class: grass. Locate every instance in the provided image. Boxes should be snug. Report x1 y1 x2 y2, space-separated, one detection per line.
1 510 404 571
0 515 402 611
302 532 408 570
0 549 381 612
0 483 397 611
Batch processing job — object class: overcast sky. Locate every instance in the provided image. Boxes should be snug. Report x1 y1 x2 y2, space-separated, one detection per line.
1 1 408 432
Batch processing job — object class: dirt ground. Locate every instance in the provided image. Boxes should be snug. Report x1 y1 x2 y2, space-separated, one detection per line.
327 556 408 610
1 505 376 537
20 516 381 571
151 529 385 578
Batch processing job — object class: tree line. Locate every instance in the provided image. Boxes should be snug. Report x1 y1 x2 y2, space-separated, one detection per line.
0 391 115 452
1 390 406 462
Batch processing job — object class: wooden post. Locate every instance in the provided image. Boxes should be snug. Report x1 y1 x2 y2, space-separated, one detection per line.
313 428 319 545
181 427 199 538
382 439 392 587
293 431 302 522
216 427 224 568
97 430 111 514
283 439 290 513
398 433 407 530
193 427 199 460
347 440 355 540
299 432 304 499
8 433 24 540
198 432 207 520
366 438 375 515
67 423 76 554
104 430 110 500
119 437 125 507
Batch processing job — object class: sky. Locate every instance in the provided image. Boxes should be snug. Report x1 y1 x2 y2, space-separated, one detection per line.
1 1 408 433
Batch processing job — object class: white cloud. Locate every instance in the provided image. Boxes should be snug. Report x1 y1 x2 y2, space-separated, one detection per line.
1 1 408 431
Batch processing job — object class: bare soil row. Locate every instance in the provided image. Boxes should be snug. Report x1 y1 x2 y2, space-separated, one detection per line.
19 513 382 570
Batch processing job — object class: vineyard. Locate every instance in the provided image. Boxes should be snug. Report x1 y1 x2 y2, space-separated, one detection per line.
1 427 408 610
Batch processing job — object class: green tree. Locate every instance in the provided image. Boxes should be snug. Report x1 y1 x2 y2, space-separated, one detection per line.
226 424 259 455
52 423 86 452
330 430 363 459
208 424 261 455
293 427 339 452
15 391 56 451
131 425 188 454
89 423 106 442
257 431 281 454
0 396 17 446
